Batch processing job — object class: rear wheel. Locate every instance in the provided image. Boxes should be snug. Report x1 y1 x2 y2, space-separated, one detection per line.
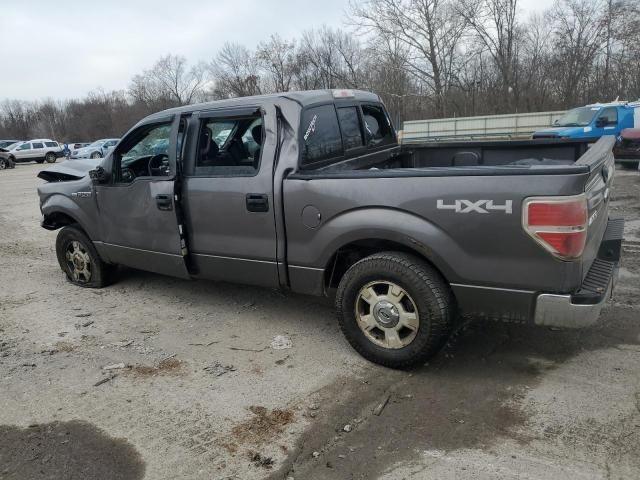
0 158 7 170
336 251 453 368
90 151 102 159
45 152 57 163
55 226 115 288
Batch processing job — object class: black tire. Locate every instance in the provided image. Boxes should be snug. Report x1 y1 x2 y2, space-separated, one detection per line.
45 152 57 163
336 251 453 368
90 151 102 159
55 225 115 288
0 158 7 170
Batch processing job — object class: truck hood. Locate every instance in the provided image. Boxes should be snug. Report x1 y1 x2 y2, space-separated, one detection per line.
533 126 587 138
37 158 100 182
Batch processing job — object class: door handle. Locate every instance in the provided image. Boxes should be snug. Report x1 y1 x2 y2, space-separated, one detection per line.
246 194 269 212
156 194 173 211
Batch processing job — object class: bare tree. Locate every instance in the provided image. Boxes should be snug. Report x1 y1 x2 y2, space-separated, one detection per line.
257 35 297 92
351 0 467 117
211 43 262 98
129 54 206 107
547 0 606 106
457 0 521 110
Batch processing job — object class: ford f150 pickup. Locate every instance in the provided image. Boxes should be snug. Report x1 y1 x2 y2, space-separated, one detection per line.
37 89 624 368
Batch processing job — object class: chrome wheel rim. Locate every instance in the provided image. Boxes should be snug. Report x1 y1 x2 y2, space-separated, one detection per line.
0 159 5 169
65 240 92 283
355 281 419 349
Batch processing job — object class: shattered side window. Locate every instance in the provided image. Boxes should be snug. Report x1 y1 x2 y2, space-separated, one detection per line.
300 105 343 168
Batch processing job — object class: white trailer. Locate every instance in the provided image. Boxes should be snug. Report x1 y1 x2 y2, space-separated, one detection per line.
401 111 566 144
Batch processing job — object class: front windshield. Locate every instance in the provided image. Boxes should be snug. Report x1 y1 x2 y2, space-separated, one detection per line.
555 107 599 127
122 124 171 165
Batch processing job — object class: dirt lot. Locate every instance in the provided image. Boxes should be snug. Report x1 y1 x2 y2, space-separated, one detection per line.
1 162 639 480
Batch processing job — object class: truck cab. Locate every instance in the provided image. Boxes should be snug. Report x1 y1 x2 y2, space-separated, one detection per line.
533 102 639 140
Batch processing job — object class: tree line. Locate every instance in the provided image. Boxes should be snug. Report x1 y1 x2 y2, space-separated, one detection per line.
1 0 639 142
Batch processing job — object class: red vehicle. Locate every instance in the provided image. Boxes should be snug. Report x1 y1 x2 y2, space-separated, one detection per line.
614 128 640 170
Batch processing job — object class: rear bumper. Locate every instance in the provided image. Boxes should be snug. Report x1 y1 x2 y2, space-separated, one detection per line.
533 217 624 328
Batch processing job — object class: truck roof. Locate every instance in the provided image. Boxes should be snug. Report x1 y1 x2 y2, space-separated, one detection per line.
146 89 382 121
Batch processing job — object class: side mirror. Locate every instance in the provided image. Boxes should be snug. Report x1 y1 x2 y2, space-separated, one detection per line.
595 118 606 128
553 119 559 126
89 166 108 184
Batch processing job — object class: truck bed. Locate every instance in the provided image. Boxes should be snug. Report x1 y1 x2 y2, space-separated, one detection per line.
284 137 615 322
303 138 602 176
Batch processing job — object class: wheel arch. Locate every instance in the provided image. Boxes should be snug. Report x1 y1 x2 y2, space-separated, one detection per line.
323 237 453 293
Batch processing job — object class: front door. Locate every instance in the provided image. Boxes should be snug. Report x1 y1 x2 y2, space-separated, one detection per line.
181 106 279 287
94 115 189 279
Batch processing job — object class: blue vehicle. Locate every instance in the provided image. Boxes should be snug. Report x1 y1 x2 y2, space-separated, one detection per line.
533 102 639 140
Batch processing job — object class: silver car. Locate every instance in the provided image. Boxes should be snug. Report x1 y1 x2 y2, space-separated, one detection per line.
70 138 119 159
5 139 63 164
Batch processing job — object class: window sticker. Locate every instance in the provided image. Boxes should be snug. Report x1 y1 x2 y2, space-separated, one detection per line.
304 115 317 141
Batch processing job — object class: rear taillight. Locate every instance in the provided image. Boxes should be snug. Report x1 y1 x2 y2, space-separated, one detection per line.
523 195 588 260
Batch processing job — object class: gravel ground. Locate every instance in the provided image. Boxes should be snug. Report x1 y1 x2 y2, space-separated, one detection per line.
0 162 639 480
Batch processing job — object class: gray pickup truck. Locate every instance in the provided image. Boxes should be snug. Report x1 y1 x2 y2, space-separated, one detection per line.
37 89 623 368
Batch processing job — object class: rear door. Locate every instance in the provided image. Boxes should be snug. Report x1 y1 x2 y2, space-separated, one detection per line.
181 106 279 287
94 115 189 278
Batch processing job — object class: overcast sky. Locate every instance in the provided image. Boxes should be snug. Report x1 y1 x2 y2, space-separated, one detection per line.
1 0 555 101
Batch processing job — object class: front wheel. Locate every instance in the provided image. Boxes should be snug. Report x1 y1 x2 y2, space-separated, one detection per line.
45 152 57 163
336 252 453 368
0 158 7 170
55 226 115 288
90 151 102 159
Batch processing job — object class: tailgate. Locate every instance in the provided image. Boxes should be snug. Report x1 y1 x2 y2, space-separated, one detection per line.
576 136 616 281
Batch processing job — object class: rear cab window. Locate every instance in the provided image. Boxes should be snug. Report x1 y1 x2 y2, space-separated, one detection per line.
362 104 394 147
299 101 396 170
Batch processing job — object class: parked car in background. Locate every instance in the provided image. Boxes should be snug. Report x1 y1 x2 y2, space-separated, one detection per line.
0 140 21 149
5 139 63 164
613 128 640 170
70 139 119 159
533 101 639 140
0 147 16 170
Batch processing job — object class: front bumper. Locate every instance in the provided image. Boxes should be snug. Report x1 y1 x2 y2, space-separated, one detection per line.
534 218 624 328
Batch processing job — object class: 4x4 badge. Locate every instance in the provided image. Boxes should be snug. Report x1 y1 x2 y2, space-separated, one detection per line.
437 199 513 214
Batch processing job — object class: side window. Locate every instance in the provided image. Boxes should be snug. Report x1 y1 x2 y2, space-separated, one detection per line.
300 105 343 168
45 141 57 147
32 142 44 149
18 143 32 150
362 105 394 147
337 107 364 150
599 107 617 126
115 122 172 183
195 115 262 176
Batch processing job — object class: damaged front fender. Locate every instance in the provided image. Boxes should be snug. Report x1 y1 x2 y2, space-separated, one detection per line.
37 158 101 182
